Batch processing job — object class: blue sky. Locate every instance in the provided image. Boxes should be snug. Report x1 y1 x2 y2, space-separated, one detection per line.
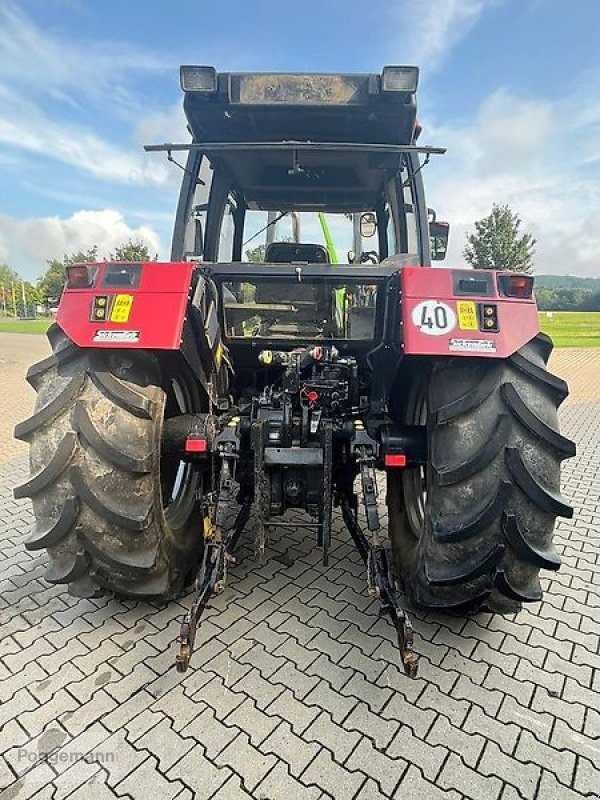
0 0 599 279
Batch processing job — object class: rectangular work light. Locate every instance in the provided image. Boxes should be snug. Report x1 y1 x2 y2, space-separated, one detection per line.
180 65 217 93
381 66 419 93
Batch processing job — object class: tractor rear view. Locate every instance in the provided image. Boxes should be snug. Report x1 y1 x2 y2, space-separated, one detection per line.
15 66 575 676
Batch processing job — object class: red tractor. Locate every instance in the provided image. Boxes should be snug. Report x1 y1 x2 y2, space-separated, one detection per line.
15 67 575 676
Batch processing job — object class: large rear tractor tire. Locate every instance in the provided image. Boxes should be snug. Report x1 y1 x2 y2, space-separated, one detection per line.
14 325 205 600
388 333 575 613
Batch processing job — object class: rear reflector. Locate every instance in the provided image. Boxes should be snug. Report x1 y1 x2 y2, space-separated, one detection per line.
185 438 208 453
498 274 534 299
457 279 490 295
385 454 407 468
66 265 95 289
102 263 141 289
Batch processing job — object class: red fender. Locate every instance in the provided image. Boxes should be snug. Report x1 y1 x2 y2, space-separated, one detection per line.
57 262 194 349
400 266 539 358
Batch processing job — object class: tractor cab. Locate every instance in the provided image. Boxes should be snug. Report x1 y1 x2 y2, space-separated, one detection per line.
165 67 444 270
147 66 449 380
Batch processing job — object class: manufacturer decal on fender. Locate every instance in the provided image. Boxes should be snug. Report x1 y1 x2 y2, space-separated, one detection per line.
449 338 496 353
93 330 140 342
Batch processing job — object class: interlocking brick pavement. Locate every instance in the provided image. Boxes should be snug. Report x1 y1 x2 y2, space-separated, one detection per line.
0 333 49 465
0 335 599 799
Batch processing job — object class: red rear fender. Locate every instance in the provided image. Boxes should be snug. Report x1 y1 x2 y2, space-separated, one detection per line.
400 267 539 358
56 261 194 349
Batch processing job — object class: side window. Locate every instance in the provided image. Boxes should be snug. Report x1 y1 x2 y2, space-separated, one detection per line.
243 210 269 261
385 202 397 256
392 169 418 256
383 176 401 257
217 197 236 262
182 155 213 260
402 178 418 255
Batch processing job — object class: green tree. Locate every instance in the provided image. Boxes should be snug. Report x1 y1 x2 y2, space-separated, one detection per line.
108 239 157 262
581 291 600 311
0 263 20 286
245 243 266 263
38 246 99 303
0 264 22 316
23 281 42 308
463 204 536 273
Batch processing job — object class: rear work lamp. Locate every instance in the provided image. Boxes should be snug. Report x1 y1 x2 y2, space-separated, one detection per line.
180 65 217 93
498 274 534 299
381 66 419 93
66 265 96 289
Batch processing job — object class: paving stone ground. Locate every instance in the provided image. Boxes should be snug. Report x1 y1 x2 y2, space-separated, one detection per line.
0 333 599 799
0 334 48 464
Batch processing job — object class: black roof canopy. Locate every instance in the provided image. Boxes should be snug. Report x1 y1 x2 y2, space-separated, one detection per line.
176 69 431 211
183 71 419 146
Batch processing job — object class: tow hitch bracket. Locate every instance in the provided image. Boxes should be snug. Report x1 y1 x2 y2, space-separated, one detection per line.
176 539 224 672
341 496 419 678
176 414 418 677
176 420 250 672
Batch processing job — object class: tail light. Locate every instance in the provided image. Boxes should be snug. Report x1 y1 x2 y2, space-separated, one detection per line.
498 274 534 299
66 265 96 289
185 438 208 453
385 454 407 468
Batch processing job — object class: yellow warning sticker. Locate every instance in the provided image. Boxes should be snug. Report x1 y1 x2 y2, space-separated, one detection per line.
457 300 478 331
110 294 133 323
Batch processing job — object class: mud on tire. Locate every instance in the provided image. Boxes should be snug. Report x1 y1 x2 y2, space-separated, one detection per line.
388 333 576 613
14 325 204 599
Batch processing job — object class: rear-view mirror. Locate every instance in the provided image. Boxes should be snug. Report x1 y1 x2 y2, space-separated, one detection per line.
430 220 449 261
360 212 377 238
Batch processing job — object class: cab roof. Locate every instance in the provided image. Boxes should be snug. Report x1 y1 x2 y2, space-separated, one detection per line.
182 69 419 146
175 68 432 212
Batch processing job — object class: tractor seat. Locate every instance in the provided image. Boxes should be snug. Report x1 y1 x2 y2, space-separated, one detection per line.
256 241 330 309
265 242 330 264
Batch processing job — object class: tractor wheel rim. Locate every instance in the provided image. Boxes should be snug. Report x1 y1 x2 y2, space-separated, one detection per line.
161 376 199 526
404 388 427 539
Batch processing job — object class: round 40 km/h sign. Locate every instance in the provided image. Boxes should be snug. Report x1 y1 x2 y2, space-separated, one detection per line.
410 300 457 336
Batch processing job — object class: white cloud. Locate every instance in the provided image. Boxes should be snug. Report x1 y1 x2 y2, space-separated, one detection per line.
133 104 188 148
0 85 170 186
390 0 497 71
0 3 170 111
0 209 162 280
0 3 178 186
423 86 600 277
132 103 189 192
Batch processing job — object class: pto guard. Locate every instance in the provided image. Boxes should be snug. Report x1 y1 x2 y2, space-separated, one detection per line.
56 262 194 349
400 266 539 359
